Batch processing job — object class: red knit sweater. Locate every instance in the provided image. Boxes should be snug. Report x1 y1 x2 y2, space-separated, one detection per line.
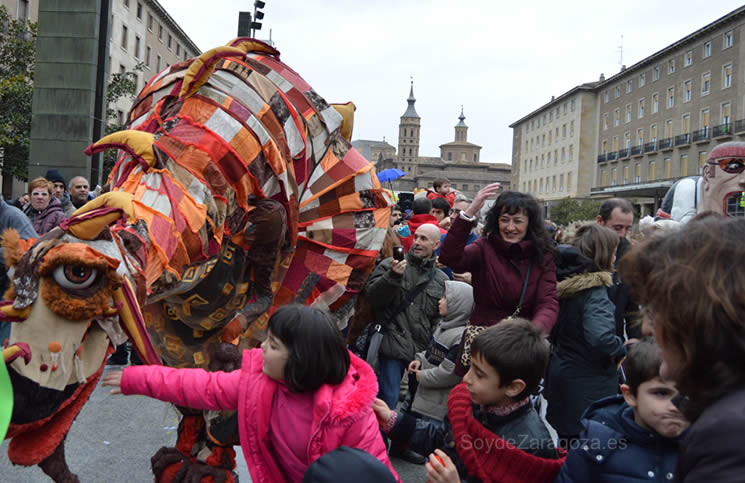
447 384 567 483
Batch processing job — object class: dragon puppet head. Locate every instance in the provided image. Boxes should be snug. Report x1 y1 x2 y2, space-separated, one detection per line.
1 38 392 470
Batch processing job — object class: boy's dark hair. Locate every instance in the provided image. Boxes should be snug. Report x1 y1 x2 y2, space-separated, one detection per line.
623 337 663 395
598 197 633 222
392 204 402 213
431 197 450 213
471 318 549 400
433 178 450 190
412 197 432 215
268 304 350 393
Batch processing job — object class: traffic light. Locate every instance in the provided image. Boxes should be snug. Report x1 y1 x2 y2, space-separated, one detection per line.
251 0 265 32
237 12 251 37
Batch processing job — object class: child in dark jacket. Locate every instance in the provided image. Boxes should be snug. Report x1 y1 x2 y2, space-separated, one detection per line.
374 318 565 483
554 338 689 482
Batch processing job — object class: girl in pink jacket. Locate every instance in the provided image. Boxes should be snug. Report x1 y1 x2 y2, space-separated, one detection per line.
103 305 399 483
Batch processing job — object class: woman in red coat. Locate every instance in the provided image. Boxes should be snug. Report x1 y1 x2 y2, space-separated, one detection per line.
439 184 558 372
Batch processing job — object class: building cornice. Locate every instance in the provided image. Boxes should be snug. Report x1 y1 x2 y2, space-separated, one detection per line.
509 83 597 127
145 0 201 55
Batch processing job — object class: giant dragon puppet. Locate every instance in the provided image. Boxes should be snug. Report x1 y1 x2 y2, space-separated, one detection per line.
1 39 392 482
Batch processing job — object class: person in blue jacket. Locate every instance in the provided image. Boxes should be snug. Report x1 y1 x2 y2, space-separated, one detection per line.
555 338 689 482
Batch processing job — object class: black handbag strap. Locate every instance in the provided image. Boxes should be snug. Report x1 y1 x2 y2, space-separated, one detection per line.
512 261 532 317
379 269 436 329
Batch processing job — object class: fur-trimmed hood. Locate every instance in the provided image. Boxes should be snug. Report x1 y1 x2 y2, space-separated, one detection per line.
557 271 613 299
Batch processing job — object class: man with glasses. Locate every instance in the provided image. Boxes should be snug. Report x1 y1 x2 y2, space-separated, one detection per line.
702 141 745 217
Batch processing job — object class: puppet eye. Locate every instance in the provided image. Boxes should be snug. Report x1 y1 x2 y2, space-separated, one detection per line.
52 265 99 290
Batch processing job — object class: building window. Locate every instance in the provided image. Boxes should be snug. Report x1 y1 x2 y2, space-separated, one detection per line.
447 152 452 161
614 108 620 127
701 108 710 131
684 80 692 102
684 50 693 67
121 25 128 50
664 158 671 178
148 14 153 31
18 0 30 19
552 176 556 192
722 102 731 125
624 132 631 148
639 98 645 118
626 79 633 93
562 124 567 138
704 41 711 57
611 168 617 186
635 163 641 183
668 59 675 74
549 111 553 122
602 140 608 154
168 34 173 50
652 93 659 113
462 184 469 191
563 102 568 114
136 2 143 19
681 154 688 176
653 67 660 81
158 24 163 40
623 166 629 184
637 128 644 146
613 136 619 152
135 36 141 59
682 114 690 134
649 161 656 181
667 87 675 108
650 123 657 141
560 174 564 191
699 151 707 169
176 43 181 56
183 50 188 61
701 72 711 95
473 153 477 162
569 144 574 160
571 99 575 111
601 169 606 186
145 46 151 67
639 73 646 87
157 54 161 71
724 30 733 49
118 109 125 125
665 119 673 138
626 104 632 123
604 90 609 103
570 120 574 136
723 63 732 88
615 86 621 98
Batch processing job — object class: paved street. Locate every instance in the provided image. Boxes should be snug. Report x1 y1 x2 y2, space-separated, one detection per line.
1 365 427 482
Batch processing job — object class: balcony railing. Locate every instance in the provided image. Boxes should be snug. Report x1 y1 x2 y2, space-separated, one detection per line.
692 128 710 143
597 154 607 163
675 133 690 146
618 148 629 158
658 138 672 150
607 151 618 161
713 123 732 138
643 141 657 153
631 145 642 156
735 119 745 133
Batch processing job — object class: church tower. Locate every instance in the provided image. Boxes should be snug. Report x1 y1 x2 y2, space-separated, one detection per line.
455 106 468 142
398 80 420 164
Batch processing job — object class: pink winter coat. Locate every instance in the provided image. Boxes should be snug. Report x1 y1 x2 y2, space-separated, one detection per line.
121 349 399 482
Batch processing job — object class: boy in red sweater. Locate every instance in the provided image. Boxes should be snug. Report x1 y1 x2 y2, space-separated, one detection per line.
373 318 565 483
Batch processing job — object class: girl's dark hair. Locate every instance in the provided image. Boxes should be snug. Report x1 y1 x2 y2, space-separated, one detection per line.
482 191 556 261
619 216 745 421
268 304 350 393
573 224 619 271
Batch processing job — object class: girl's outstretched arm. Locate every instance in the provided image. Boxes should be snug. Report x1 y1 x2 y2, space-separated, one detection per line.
110 365 241 411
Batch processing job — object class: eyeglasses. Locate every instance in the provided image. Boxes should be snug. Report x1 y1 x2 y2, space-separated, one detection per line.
707 157 745 174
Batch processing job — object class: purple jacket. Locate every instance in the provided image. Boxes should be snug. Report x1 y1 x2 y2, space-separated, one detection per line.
25 198 66 235
439 216 558 333
122 349 399 483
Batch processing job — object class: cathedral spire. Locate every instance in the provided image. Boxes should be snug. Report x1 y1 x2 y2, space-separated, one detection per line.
402 78 420 119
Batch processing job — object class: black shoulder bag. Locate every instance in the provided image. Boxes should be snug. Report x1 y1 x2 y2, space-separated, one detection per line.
353 270 436 373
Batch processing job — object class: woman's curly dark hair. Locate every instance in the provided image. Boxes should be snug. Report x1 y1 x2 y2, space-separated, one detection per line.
482 191 556 262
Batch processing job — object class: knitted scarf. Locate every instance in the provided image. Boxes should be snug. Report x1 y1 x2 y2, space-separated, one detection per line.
447 384 566 483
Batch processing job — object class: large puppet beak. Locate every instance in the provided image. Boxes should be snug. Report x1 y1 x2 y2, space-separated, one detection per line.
112 278 160 365
2 343 31 365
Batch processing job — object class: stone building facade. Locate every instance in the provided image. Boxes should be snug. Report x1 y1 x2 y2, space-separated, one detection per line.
357 82 511 201
510 5 745 217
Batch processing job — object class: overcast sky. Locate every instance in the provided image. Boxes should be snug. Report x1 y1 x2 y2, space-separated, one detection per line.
158 0 745 164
